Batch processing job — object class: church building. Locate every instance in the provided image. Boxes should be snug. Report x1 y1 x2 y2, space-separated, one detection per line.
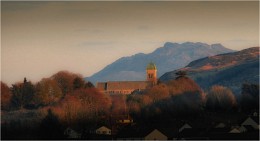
97 62 157 95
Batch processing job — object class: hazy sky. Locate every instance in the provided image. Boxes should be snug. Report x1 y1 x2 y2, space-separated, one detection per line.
1 1 259 86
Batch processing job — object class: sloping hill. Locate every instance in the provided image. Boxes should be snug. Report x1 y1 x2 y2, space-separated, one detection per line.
160 47 260 94
87 42 234 84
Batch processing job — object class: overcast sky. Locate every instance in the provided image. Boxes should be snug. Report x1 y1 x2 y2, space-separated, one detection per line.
1 1 259 85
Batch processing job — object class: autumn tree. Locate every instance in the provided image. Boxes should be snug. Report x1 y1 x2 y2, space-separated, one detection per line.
111 94 128 115
146 77 205 117
34 78 62 106
167 77 204 97
10 78 35 109
77 88 111 115
1 82 12 110
57 88 112 124
51 71 79 96
127 94 152 114
57 94 82 125
206 85 237 111
144 83 170 103
127 94 153 116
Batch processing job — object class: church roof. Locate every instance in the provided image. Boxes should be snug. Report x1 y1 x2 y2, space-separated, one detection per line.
146 62 157 70
97 81 151 91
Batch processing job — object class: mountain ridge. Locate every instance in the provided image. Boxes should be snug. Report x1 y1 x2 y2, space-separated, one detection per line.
159 47 259 95
87 42 234 84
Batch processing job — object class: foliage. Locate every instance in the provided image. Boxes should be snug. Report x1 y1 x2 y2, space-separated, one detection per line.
206 85 236 111
128 77 205 118
73 76 85 90
127 94 152 114
84 81 94 88
34 78 62 106
144 83 170 103
240 83 259 112
175 70 187 79
51 71 80 96
55 88 112 125
169 91 204 116
111 94 128 115
1 82 12 110
167 77 204 97
10 78 35 109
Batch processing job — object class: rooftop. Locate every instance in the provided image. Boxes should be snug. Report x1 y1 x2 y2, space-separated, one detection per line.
146 62 157 70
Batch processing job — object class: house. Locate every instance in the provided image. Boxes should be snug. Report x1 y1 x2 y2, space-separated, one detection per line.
144 129 168 140
229 128 240 133
96 126 111 135
241 117 259 129
179 123 192 132
116 124 170 140
156 127 179 140
253 111 258 117
64 127 81 139
81 125 113 140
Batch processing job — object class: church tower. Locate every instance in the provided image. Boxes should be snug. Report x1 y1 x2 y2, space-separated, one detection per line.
146 62 157 85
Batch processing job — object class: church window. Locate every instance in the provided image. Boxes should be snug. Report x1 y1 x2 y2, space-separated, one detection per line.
149 73 153 78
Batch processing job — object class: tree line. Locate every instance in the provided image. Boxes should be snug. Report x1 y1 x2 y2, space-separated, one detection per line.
1 70 259 139
1 71 97 111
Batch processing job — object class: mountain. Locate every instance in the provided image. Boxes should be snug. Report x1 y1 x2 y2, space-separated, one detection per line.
160 47 259 95
87 42 234 84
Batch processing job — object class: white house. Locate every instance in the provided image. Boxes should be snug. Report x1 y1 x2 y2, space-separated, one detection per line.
179 123 192 132
96 126 111 135
144 129 168 140
241 117 259 129
229 128 241 133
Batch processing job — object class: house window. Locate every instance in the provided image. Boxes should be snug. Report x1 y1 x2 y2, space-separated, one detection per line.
103 131 107 134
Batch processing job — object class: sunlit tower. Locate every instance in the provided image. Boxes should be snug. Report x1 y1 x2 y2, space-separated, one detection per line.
146 62 157 85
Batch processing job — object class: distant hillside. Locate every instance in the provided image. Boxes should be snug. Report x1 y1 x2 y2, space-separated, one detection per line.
87 42 234 84
160 47 260 95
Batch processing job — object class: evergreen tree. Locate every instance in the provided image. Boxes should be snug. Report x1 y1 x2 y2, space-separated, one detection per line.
175 71 187 79
73 77 84 90
10 77 35 109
